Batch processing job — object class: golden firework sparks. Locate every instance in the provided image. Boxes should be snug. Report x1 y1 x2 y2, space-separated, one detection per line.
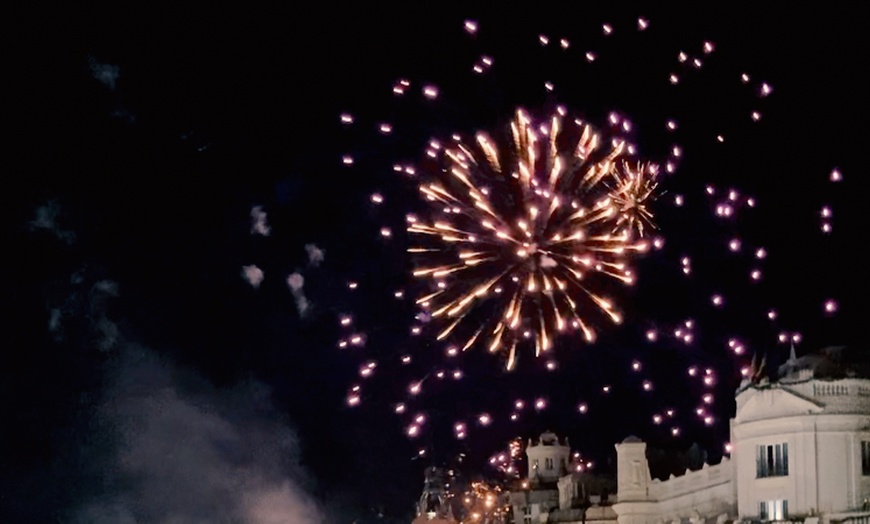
409 108 659 368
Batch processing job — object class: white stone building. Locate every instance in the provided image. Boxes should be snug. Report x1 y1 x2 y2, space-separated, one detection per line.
500 347 870 524
613 348 870 524
508 431 618 524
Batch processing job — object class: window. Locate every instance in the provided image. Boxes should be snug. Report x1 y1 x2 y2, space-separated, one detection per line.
756 443 789 477
862 441 870 475
523 506 532 524
545 457 554 470
759 499 788 521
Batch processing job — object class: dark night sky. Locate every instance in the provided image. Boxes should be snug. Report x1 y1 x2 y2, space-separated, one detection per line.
2 3 865 522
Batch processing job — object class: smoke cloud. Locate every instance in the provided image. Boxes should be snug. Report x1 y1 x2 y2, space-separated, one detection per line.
30 200 76 244
242 264 265 288
250 206 271 236
305 244 325 268
73 345 325 523
286 272 310 317
87 55 120 91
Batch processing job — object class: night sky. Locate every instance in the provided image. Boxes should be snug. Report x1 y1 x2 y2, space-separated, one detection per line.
3 3 865 522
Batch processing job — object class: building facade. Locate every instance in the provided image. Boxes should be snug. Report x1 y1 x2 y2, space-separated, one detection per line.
415 349 870 524
509 431 618 524
612 353 870 524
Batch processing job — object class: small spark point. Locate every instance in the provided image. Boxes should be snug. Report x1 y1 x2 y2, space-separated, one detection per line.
423 85 439 99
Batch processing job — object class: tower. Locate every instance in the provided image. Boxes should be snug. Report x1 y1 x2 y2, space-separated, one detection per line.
416 466 452 520
526 430 571 484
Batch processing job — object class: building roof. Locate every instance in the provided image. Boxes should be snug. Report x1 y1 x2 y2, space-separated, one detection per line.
777 345 870 381
530 430 568 447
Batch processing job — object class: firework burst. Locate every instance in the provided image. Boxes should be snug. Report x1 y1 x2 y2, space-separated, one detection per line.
409 108 659 369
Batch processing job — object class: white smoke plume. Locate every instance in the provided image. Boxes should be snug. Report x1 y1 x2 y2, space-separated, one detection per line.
90 280 121 352
242 264 265 288
250 206 271 236
30 201 76 244
73 345 325 523
87 55 120 91
286 272 309 317
48 308 63 340
305 244 325 268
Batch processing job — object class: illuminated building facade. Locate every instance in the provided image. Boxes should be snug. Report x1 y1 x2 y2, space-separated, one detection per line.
501 348 870 524
613 347 870 524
